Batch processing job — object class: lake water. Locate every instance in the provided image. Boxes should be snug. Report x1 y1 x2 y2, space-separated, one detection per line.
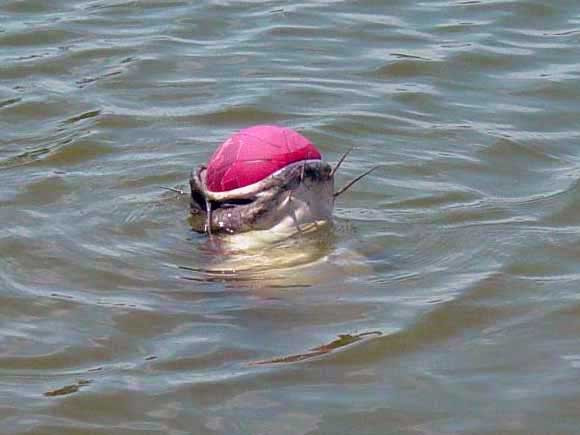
2 1 580 434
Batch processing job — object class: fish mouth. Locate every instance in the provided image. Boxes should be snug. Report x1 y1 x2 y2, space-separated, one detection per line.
189 160 334 235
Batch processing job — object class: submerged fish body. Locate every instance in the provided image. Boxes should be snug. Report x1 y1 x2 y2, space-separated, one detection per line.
188 220 372 290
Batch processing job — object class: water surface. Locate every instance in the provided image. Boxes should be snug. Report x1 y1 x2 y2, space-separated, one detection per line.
2 1 580 434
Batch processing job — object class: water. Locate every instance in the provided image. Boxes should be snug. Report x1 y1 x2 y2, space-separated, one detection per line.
2 0 580 433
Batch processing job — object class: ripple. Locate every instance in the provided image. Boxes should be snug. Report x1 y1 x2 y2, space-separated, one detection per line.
3 0 580 433
479 137 563 165
0 96 22 109
375 58 445 78
44 380 92 397
1 0 54 14
251 332 382 365
0 29 79 48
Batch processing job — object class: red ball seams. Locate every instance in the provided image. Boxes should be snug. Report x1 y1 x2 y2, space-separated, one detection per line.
205 125 322 192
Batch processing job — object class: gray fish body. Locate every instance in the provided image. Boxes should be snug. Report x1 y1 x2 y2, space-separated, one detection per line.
190 160 334 235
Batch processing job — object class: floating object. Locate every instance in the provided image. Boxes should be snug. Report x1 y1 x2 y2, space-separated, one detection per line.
205 124 321 192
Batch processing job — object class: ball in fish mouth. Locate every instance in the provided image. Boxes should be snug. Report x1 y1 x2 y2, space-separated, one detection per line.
189 125 335 235
205 124 322 192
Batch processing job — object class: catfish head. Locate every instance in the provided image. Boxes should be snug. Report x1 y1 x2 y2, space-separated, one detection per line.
190 159 334 235
188 125 376 238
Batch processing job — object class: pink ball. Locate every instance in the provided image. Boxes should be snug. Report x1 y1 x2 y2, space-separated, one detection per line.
205 125 322 192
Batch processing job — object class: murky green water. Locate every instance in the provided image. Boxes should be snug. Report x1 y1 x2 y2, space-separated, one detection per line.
2 1 580 433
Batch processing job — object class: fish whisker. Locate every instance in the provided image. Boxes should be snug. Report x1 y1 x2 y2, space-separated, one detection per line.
331 147 353 177
205 198 213 237
159 185 186 195
334 165 380 198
